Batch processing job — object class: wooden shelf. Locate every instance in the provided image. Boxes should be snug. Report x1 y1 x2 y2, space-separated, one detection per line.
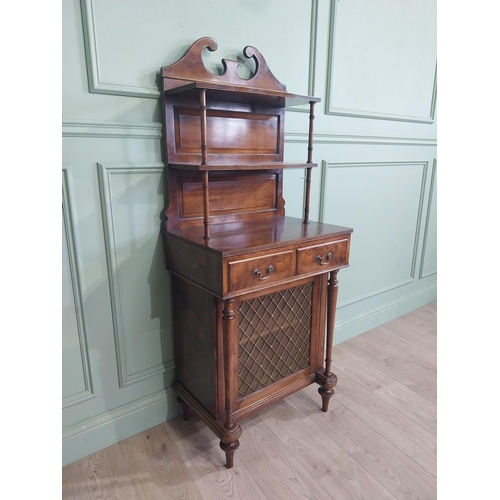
168 162 317 172
165 81 320 107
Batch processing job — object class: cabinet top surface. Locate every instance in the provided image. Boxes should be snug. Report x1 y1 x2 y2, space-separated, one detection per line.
163 216 353 256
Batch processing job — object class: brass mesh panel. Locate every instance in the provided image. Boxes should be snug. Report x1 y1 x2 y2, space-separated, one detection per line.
237 282 313 399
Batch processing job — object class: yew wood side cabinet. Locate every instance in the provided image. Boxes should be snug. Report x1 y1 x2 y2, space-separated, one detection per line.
160 38 353 468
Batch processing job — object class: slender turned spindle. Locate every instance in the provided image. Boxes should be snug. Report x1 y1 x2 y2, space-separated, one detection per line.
200 89 210 239
303 101 315 224
199 88 208 165
202 171 210 239
304 168 312 224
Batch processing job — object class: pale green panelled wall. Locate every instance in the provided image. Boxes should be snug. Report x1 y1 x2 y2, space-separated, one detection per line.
62 0 437 465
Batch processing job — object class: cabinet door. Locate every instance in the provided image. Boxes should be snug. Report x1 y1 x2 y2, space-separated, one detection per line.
234 275 327 415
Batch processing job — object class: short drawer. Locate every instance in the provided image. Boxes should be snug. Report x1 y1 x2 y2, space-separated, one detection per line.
297 238 349 275
228 250 295 292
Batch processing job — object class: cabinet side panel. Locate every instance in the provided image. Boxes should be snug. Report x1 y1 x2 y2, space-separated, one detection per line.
163 234 223 296
171 276 217 418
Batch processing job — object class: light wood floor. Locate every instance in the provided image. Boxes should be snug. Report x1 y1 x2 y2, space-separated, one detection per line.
62 302 437 500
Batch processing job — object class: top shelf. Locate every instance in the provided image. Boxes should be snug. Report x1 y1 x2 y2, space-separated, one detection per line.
169 162 318 172
165 81 320 108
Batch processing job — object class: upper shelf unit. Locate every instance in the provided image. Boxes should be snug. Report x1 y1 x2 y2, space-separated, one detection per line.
160 37 321 238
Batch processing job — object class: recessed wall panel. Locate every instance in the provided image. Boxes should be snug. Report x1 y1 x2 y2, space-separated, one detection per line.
321 162 426 303
62 167 93 407
62 214 88 400
328 0 437 121
420 161 437 277
99 165 174 386
85 0 314 97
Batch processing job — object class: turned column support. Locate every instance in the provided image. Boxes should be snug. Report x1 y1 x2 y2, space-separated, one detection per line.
202 170 210 240
199 88 210 240
221 298 241 468
316 270 339 411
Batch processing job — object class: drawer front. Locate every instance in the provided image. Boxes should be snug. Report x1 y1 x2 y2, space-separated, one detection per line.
228 250 295 292
297 238 349 275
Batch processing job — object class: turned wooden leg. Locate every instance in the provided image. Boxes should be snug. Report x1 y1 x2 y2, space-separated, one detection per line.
318 383 336 412
220 439 240 469
176 396 191 421
316 270 339 411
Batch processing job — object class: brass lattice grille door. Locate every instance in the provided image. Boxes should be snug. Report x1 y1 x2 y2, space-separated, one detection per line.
237 281 313 400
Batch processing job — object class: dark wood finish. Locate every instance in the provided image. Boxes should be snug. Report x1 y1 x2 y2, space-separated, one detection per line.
176 396 191 421
220 298 242 468
325 270 340 378
161 38 320 104
162 234 223 297
160 37 317 237
168 162 317 172
165 96 285 167
199 89 210 239
171 277 218 418
219 439 240 469
161 37 287 93
165 169 285 230
222 299 238 430
199 90 208 164
160 39 352 469
165 217 352 256
173 380 242 442
173 107 281 157
228 249 295 293
202 170 210 239
162 217 351 299
316 270 340 412
297 237 350 275
166 83 319 107
309 274 327 372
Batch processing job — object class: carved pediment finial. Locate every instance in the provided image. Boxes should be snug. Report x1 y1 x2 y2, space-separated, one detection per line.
161 37 286 92
161 37 219 81
242 45 286 91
